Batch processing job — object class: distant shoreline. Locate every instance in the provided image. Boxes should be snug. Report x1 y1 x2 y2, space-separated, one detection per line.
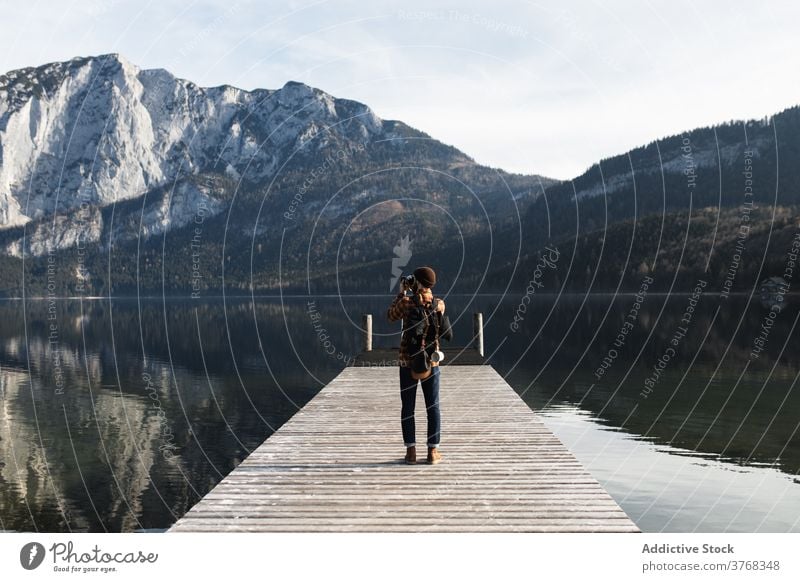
0 291 792 301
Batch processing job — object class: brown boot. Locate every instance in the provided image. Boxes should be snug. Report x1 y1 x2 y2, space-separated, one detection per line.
427 446 442 464
404 446 416 464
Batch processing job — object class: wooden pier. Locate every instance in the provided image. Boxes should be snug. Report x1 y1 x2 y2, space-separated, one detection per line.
169 360 640 532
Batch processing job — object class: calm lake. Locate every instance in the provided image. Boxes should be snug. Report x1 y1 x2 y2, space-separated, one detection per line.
1 293 799 532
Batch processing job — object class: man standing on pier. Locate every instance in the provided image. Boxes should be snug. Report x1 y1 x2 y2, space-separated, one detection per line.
387 266 446 465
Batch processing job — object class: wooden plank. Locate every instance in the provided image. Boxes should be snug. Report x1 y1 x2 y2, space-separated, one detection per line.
168 366 639 533
352 347 486 366
173 524 640 533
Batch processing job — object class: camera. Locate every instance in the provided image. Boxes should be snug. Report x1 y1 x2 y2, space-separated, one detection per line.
430 350 445 363
401 274 416 290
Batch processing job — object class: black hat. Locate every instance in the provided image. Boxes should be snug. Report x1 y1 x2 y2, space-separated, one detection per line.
413 266 436 288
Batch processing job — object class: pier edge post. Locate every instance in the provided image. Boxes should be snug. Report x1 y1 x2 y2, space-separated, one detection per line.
363 314 373 352
473 312 484 356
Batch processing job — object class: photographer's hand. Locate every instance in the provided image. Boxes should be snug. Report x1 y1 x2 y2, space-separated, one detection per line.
388 288 411 322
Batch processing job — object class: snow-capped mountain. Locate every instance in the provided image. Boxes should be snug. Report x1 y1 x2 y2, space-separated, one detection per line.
0 54 549 270
0 53 381 230
0 54 558 294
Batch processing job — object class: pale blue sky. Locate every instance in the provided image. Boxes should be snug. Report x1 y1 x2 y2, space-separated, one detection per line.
2 0 799 179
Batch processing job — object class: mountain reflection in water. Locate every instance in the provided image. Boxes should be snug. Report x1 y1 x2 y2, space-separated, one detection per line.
0 294 798 532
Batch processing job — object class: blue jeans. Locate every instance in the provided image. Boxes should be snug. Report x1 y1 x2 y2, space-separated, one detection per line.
399 365 441 448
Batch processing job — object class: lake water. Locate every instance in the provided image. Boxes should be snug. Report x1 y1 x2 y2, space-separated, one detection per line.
1 293 799 532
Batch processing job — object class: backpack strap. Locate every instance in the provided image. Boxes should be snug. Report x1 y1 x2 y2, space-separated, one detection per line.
404 293 425 340
427 297 441 351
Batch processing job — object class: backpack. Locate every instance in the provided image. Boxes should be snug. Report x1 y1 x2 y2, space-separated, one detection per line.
403 294 453 379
